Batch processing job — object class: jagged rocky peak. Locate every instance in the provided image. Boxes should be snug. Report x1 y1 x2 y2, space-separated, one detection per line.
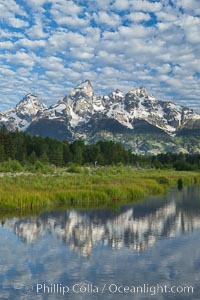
109 89 124 101
147 94 156 101
16 93 46 116
128 86 148 98
112 89 124 97
1 80 200 147
66 80 97 118
69 80 94 99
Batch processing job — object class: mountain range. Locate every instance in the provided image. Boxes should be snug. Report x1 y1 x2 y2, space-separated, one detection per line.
1 80 200 154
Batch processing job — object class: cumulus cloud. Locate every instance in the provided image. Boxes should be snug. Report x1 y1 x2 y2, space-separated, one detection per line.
27 21 48 39
47 29 87 51
16 38 46 49
0 41 13 50
93 11 121 28
175 0 200 15
112 0 131 11
55 15 89 28
51 0 82 16
70 47 94 60
128 12 151 23
25 0 48 6
133 0 163 12
177 15 200 44
8 17 29 28
0 0 27 17
3 51 36 69
0 0 28 30
89 0 112 11
0 65 15 76
50 0 89 28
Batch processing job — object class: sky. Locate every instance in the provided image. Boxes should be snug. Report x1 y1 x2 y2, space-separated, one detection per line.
0 0 200 112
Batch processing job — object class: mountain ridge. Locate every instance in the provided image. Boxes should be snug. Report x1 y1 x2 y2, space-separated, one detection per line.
0 80 200 153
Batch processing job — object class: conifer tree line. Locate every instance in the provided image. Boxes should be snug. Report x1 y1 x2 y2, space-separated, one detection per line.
0 126 199 170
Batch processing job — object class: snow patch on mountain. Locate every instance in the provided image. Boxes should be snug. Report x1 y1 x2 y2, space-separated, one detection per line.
0 81 199 136
0 93 46 131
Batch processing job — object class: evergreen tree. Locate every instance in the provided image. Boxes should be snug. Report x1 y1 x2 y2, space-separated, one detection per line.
0 145 5 162
29 151 37 164
63 142 71 165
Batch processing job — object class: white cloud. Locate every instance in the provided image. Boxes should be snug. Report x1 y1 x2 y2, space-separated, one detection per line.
50 0 87 28
112 0 131 11
0 66 15 76
174 0 200 15
22 0 49 13
83 26 101 44
90 0 112 11
0 0 27 17
8 17 29 28
0 29 24 39
133 0 162 12
177 15 200 44
3 51 36 69
70 47 94 60
0 41 13 50
16 38 46 49
93 11 121 28
154 64 172 75
0 0 28 31
128 12 151 23
25 0 48 6
51 0 82 16
48 29 87 50
119 24 154 38
155 11 178 23
55 15 89 28
69 61 91 71
40 56 64 71
27 21 48 39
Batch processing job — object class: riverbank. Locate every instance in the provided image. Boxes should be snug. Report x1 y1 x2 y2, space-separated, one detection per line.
0 166 199 214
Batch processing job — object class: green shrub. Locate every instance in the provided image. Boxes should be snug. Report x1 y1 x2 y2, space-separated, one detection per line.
67 163 82 173
26 161 53 173
0 160 23 172
157 176 170 185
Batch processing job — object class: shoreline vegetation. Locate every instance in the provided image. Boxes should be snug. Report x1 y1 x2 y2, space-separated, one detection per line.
0 128 199 217
0 165 200 216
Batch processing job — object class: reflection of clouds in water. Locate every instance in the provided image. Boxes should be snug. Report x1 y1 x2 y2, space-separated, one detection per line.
0 229 34 299
1 230 200 299
0 186 200 299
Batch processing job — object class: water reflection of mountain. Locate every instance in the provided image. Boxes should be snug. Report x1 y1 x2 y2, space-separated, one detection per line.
1 187 200 257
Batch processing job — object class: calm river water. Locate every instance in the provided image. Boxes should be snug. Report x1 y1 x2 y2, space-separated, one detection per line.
0 186 200 300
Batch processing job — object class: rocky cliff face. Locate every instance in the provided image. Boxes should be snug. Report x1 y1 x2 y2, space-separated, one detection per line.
0 80 199 152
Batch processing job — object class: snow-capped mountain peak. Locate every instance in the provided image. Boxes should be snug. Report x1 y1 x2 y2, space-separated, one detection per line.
0 93 46 131
108 89 125 101
69 79 94 99
0 81 200 152
16 93 47 116
128 87 148 98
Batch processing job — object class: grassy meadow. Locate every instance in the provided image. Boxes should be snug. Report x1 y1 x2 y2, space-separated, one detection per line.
0 165 200 215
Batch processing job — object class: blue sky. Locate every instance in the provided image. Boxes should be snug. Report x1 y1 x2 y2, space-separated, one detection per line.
0 0 200 111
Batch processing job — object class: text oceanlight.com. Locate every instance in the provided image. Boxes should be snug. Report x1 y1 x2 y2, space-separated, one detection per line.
32 283 194 296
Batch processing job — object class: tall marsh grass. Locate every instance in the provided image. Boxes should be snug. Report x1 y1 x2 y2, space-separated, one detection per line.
0 166 199 213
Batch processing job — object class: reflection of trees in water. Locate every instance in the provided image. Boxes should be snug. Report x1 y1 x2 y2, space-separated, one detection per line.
1 187 200 257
